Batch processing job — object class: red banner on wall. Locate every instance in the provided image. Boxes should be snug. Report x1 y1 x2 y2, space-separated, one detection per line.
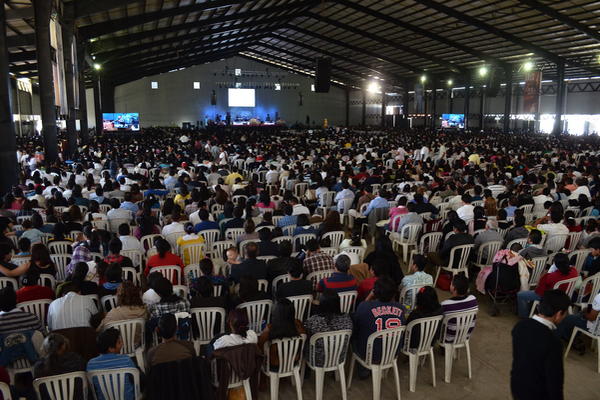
523 71 542 114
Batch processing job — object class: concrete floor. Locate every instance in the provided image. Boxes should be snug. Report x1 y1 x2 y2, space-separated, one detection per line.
275 289 600 400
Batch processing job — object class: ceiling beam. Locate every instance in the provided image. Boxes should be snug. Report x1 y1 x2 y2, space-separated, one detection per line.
269 32 404 83
104 36 265 75
337 0 508 69
9 50 36 63
242 48 358 87
87 2 316 53
5 7 34 21
80 0 242 38
6 33 35 47
519 0 600 43
81 0 320 39
93 22 286 62
9 63 37 73
306 13 464 74
74 0 142 18
411 0 600 75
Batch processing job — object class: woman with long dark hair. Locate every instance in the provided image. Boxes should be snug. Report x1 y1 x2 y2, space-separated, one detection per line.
144 238 184 283
405 286 443 348
258 298 305 368
56 262 98 297
318 210 343 238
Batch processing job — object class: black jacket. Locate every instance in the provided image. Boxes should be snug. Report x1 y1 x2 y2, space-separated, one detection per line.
440 232 474 268
511 318 564 400
230 259 267 284
276 279 313 299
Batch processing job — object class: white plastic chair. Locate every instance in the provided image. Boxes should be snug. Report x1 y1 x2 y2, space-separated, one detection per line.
108 218 131 234
237 299 273 332
225 228 245 242
105 318 146 373
570 249 591 274
210 358 252 400
173 285 189 299
528 256 548 288
17 299 51 327
87 367 141 400
399 283 433 313
286 295 312 322
347 327 405 400
338 290 358 313
180 243 204 265
257 279 268 292
401 315 444 392
574 274 600 310
564 314 600 373
101 295 118 312
567 231 583 251
262 335 306 400
149 265 181 285
272 236 293 246
322 231 345 250
306 270 334 291
439 309 478 383
33 371 89 400
0 277 18 290
40 273 57 290
293 233 316 251
50 254 72 281
505 237 528 250
121 249 143 269
434 244 474 284
165 231 185 252
391 223 422 264
282 225 297 237
199 229 220 255
190 307 226 354
543 234 568 253
272 274 290 295
91 220 108 231
529 276 580 317
183 264 201 283
306 329 352 400
121 267 141 286
343 246 366 263
408 231 444 272
473 240 503 270
211 240 235 261
48 241 72 255
0 382 11 400
140 234 163 251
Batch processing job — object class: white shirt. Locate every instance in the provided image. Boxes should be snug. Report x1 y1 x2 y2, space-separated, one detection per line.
587 293 600 331
532 315 556 330
107 208 132 221
162 222 185 237
142 289 161 306
292 204 310 216
213 330 258 350
537 222 569 237
456 204 475 222
569 185 591 200
335 189 355 210
265 170 279 184
119 235 143 252
47 292 98 331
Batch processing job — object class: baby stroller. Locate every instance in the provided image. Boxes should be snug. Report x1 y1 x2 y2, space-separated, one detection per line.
485 250 521 316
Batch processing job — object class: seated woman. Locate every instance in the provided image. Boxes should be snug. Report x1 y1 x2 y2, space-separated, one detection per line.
318 210 343 239
33 333 85 379
212 308 258 349
47 222 72 244
144 238 184 284
404 286 443 348
97 263 123 298
56 262 98 298
176 222 205 265
303 289 352 366
85 200 107 222
236 219 259 247
229 275 270 309
97 281 147 341
16 269 55 303
293 214 317 237
189 276 227 309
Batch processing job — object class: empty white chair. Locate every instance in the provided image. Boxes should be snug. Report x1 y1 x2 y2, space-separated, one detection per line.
0 277 18 290
262 335 306 400
33 371 89 400
434 244 474 284
180 243 204 265
150 265 181 285
338 290 357 313
322 231 345 250
237 300 273 332
306 329 352 400
286 295 312 322
439 309 478 383
101 295 118 312
50 254 72 281
18 299 52 327
190 307 226 354
543 234 568 253
348 327 404 400
47 241 72 255
87 367 141 400
105 318 146 373
473 240 503 270
401 315 444 392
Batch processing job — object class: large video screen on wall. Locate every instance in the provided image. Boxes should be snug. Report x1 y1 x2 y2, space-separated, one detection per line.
441 113 465 129
103 113 140 131
228 88 255 107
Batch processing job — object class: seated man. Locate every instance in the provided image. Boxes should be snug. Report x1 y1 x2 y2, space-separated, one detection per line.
317 254 357 293
87 328 137 400
267 240 301 283
47 283 99 331
474 219 503 259
428 220 474 269
440 275 478 342
16 269 55 303
193 209 219 233
147 313 196 367
399 254 433 309
118 223 144 253
0 286 42 335
302 239 334 276
518 229 547 260
230 242 267 284
276 262 313 299
257 228 279 258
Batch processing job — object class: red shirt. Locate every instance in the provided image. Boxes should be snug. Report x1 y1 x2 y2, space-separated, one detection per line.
535 267 579 296
357 276 378 301
144 252 184 284
16 285 55 303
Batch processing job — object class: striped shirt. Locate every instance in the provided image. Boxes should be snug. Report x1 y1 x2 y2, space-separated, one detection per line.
440 295 478 342
317 272 357 293
87 353 136 400
0 308 42 334
47 292 98 331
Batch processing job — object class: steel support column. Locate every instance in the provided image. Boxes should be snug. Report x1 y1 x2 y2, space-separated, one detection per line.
62 5 77 158
93 78 102 134
345 88 350 126
0 1 18 194
381 91 386 128
464 79 471 130
361 90 366 126
553 62 565 135
431 80 437 130
402 79 409 122
479 86 485 130
77 41 88 143
503 69 513 133
33 0 58 162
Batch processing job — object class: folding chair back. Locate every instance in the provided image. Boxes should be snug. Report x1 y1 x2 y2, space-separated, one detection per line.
338 290 357 313
286 295 312 322
87 368 141 400
33 371 88 400
237 300 273 332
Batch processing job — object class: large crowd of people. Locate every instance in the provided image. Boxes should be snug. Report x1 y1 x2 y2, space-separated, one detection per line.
0 126 599 399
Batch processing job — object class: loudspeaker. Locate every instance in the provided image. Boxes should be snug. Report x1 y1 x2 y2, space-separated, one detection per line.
210 90 217 105
314 58 331 93
486 68 501 97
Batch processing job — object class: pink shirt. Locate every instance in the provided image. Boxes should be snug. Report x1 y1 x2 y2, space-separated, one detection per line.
389 206 408 231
